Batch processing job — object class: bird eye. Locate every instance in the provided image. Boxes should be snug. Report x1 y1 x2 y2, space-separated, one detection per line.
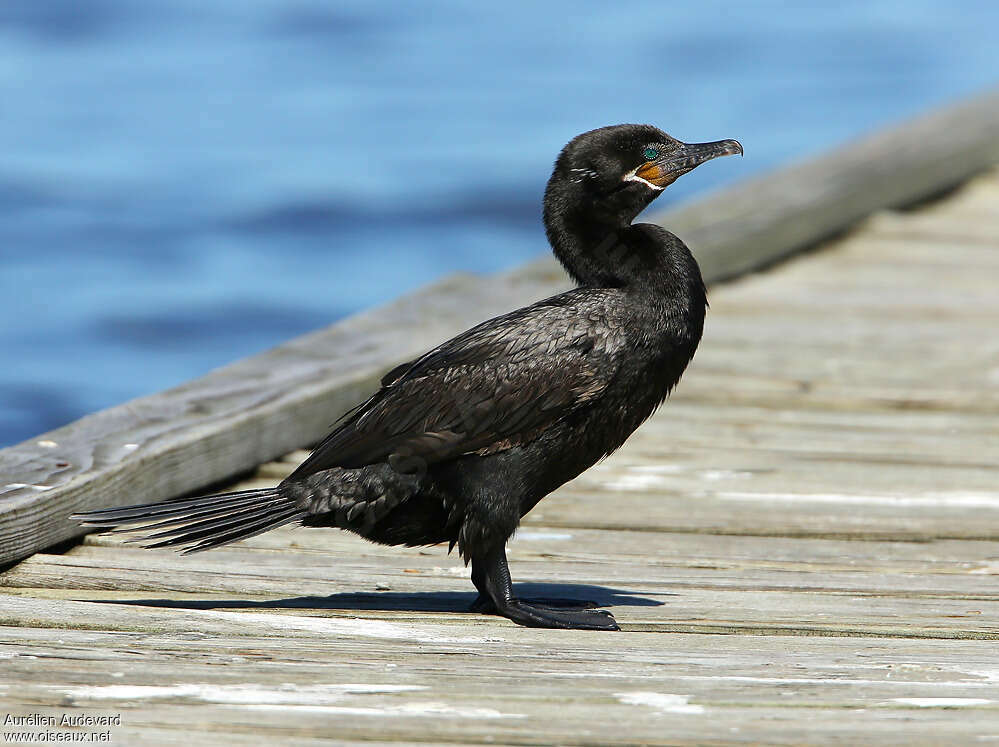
643 146 659 161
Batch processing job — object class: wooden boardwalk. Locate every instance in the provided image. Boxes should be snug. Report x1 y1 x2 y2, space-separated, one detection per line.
2 163 998 743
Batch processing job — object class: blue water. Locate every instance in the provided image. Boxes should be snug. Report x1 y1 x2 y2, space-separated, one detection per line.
2 1 998 447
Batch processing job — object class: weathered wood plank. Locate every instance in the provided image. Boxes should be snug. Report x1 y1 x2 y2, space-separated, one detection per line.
4 523 997 639
5 540 996 604
3 88 999 566
4 621 998 692
4 599 999 745
5 573 997 640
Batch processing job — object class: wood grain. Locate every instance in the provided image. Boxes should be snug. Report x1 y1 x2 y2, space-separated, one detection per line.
3 594 999 745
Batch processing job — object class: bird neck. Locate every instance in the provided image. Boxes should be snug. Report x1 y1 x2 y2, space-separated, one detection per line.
544 206 625 287
544 199 699 293
543 171 673 286
544 174 646 287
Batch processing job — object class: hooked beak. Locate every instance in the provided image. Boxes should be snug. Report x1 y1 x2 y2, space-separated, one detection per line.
632 138 743 189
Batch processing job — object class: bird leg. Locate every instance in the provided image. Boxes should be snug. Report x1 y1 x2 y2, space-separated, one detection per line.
469 563 496 613
469 565 600 614
469 546 619 630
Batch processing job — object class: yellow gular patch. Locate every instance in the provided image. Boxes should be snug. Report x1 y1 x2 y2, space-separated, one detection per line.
633 161 677 188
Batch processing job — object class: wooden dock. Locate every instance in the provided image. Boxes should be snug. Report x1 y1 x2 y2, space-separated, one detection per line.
3 93 999 744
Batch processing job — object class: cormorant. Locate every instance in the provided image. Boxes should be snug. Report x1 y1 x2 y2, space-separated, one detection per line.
73 125 742 630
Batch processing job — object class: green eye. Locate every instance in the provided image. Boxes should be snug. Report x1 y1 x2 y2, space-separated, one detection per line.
643 146 659 161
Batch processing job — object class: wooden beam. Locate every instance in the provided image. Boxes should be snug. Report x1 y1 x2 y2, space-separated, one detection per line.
676 87 999 282
2 87 999 567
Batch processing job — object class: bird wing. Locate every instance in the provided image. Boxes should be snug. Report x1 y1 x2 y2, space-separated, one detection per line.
287 290 625 480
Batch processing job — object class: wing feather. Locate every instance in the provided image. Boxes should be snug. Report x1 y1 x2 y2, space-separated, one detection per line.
288 290 624 480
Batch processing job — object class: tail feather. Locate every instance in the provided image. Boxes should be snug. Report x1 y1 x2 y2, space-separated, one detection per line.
134 502 292 543
71 488 307 554
104 494 288 535
145 508 306 555
73 490 271 526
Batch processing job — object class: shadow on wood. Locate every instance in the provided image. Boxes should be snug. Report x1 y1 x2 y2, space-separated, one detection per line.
75 583 667 614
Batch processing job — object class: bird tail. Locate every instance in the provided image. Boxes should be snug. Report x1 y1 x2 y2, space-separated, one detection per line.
71 487 307 555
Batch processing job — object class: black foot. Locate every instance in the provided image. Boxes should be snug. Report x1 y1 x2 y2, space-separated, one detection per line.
470 546 620 631
499 599 619 631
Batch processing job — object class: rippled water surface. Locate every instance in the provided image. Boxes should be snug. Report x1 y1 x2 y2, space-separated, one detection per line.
2 0 998 446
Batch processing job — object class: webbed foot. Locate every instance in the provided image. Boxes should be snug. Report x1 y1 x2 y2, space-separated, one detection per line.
470 547 620 631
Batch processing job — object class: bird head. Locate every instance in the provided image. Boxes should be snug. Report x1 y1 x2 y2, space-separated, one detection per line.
547 124 743 225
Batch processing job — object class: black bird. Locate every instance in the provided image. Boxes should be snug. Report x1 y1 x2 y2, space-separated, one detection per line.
73 125 742 630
